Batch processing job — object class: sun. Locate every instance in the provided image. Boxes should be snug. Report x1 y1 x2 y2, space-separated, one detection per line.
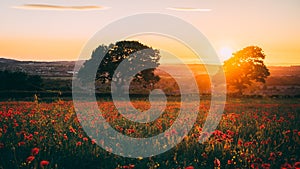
219 47 233 61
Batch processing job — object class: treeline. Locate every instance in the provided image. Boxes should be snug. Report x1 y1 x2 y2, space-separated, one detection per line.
0 70 73 92
0 70 43 91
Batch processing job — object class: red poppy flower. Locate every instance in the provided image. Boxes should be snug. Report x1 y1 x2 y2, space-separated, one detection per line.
281 162 292 169
238 139 243 146
31 147 39 156
69 127 76 133
18 141 26 146
185 166 194 169
214 158 221 167
251 163 259 169
126 129 135 134
122 166 131 169
25 134 33 141
40 160 49 168
294 162 300 169
76 141 82 146
63 134 68 140
91 139 97 145
26 156 35 163
201 152 208 158
261 163 271 169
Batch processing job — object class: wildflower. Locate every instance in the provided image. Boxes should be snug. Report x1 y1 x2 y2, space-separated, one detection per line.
13 122 19 127
76 141 82 146
251 163 259 169
83 137 88 142
69 126 76 133
25 134 33 141
31 147 39 156
238 139 243 146
261 163 271 169
126 129 135 134
122 165 134 169
259 124 265 129
226 130 235 136
228 160 233 165
268 152 276 161
294 162 300 169
63 134 68 140
244 141 253 147
214 158 221 167
185 166 194 169
18 141 26 146
26 156 35 163
281 162 292 169
240 152 246 158
40 160 49 168
201 152 208 158
224 143 230 150
283 130 291 135
91 139 97 145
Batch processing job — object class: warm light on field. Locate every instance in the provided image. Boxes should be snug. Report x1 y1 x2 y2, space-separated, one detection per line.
0 99 299 168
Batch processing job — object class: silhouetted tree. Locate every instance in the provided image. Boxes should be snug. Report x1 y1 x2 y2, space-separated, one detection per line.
78 41 161 94
223 46 270 95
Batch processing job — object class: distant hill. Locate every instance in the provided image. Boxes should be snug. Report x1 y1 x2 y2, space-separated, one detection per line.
0 57 299 96
0 58 84 78
0 58 21 63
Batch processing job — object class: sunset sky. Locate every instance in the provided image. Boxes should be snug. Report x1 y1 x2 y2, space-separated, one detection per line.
0 0 299 65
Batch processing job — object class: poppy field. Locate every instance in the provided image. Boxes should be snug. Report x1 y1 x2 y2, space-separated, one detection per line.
0 98 299 169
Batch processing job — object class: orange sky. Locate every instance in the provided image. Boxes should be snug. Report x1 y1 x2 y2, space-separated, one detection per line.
0 0 299 65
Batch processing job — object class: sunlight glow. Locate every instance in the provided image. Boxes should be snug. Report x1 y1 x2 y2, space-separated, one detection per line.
219 47 233 61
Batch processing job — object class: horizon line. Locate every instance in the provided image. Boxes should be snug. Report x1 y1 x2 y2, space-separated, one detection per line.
1 57 299 67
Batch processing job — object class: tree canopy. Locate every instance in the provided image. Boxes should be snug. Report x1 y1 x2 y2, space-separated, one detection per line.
78 41 161 94
223 46 270 95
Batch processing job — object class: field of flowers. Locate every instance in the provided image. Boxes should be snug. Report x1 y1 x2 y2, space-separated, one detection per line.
0 98 299 169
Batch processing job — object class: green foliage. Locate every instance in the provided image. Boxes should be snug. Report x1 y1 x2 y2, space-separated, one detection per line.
0 70 43 91
78 41 161 93
223 46 270 95
42 78 71 91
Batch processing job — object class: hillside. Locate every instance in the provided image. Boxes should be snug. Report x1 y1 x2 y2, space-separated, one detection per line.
1 58 300 96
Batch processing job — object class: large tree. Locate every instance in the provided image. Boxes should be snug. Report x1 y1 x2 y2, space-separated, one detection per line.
223 46 270 95
78 41 161 94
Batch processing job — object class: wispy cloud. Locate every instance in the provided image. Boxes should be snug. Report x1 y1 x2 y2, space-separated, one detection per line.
13 4 110 11
166 7 211 12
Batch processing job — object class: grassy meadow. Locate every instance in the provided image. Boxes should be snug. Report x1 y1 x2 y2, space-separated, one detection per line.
0 97 299 169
